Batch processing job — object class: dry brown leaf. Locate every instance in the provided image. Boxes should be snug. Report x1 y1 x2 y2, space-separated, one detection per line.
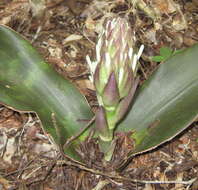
152 0 176 14
63 34 83 45
0 176 11 190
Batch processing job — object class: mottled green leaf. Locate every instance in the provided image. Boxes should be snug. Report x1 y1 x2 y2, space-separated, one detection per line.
117 44 198 166
0 25 93 161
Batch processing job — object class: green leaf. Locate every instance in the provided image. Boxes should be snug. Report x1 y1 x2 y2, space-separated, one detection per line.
151 55 164 62
117 44 198 165
159 46 173 59
151 47 173 62
0 25 93 161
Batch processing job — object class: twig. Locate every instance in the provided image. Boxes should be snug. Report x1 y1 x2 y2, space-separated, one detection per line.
3 151 56 177
56 158 197 185
10 160 57 190
129 0 158 21
91 179 110 190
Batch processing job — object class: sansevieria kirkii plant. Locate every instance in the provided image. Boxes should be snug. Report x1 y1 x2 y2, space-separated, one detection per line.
86 17 144 152
0 19 198 165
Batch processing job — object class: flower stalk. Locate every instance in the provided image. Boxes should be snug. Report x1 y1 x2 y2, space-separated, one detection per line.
87 17 144 149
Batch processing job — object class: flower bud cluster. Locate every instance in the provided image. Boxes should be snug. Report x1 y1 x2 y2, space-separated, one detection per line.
87 17 144 141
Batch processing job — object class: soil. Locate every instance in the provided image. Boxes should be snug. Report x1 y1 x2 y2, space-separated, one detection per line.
0 0 198 190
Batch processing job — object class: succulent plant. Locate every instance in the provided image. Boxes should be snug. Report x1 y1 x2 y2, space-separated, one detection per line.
0 22 197 165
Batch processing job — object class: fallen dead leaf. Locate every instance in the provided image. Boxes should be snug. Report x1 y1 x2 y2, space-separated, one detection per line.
63 34 83 45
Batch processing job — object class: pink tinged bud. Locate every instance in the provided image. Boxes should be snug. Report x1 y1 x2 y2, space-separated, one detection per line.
118 66 134 98
116 77 140 122
95 106 111 141
102 72 120 108
94 63 110 95
94 65 102 94
96 53 112 94
104 53 111 73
